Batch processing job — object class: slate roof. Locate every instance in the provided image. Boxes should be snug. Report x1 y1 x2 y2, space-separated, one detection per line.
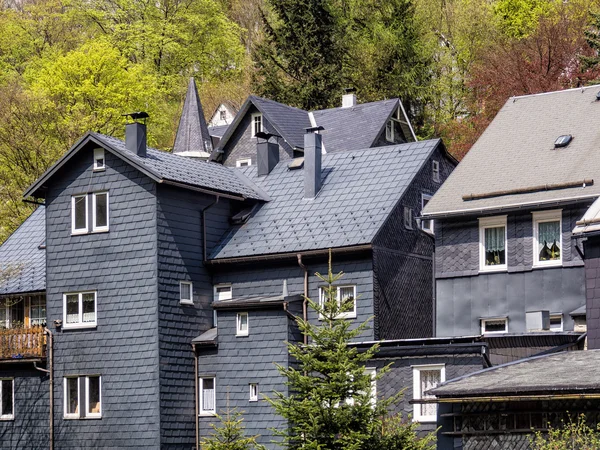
172 77 213 155
25 132 269 201
430 350 600 398
208 125 229 138
572 195 600 235
192 327 218 345
423 85 600 218
311 99 415 151
0 206 45 295
209 140 442 260
570 305 586 317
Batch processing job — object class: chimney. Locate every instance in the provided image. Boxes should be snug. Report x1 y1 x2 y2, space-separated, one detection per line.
124 112 149 157
255 132 279 176
342 88 357 108
304 126 323 198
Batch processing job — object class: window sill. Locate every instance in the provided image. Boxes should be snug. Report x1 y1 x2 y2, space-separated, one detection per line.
532 262 562 269
236 333 249 337
0 417 14 421
92 168 105 172
413 417 436 423
180 300 194 306
62 324 97 331
91 228 109 233
71 230 109 236
64 416 102 420
479 266 507 274
199 413 217 417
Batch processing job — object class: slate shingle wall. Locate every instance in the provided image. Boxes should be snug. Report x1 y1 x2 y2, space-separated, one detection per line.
435 204 588 337
45 145 161 448
373 146 455 339
584 236 600 349
156 185 233 448
197 309 290 448
0 368 49 449
221 106 294 167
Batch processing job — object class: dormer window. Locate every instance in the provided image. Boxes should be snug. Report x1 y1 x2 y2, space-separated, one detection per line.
251 113 263 138
93 148 105 171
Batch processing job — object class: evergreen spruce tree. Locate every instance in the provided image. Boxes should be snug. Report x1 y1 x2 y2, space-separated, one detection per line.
582 12 600 72
266 253 435 450
200 408 266 450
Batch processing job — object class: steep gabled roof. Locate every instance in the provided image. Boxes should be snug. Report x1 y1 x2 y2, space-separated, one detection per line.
173 78 213 156
209 140 442 260
311 98 415 151
0 206 45 295
24 132 269 201
424 85 600 219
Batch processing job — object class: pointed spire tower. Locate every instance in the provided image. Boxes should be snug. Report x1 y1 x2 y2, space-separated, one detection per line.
173 77 213 158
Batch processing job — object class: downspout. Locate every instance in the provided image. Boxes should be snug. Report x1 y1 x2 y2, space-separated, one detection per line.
193 344 199 450
297 254 308 345
202 197 220 263
34 328 53 450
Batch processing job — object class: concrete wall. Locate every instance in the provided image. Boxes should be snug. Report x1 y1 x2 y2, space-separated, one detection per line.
435 204 589 337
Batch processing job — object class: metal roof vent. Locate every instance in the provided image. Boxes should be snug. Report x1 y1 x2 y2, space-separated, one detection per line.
554 134 572 148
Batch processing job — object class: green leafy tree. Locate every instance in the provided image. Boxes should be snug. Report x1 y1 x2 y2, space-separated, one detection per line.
529 413 600 450
267 253 435 450
201 408 266 450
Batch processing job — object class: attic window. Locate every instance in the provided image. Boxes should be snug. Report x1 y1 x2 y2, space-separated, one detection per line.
93 148 105 171
251 113 263 138
554 135 572 148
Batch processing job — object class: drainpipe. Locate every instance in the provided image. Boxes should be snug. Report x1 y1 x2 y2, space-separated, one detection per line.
296 254 308 345
192 344 199 450
34 328 53 450
202 197 220 263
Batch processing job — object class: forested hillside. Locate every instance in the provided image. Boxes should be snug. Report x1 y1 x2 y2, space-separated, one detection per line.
0 0 600 240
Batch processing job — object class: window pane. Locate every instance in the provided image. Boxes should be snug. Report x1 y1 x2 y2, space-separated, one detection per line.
74 196 86 230
484 226 505 266
238 313 248 332
30 297 46 326
180 283 191 301
420 370 441 417
538 221 560 261
67 378 78 415
484 319 506 333
82 293 95 323
95 193 108 228
339 287 355 312
66 295 79 324
202 378 215 411
1 380 12 416
87 377 101 415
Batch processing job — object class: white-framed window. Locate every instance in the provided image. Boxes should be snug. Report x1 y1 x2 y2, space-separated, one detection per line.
319 285 357 319
481 317 508 334
385 120 394 142
432 160 440 183
93 148 105 171
479 216 507 272
251 113 263 138
0 379 14 420
249 383 258 402
214 284 232 302
219 110 227 121
92 192 109 232
29 295 46 327
180 281 193 305
199 377 216 415
421 194 433 233
404 207 413 230
550 313 563 332
532 210 562 267
64 376 101 419
72 194 88 234
236 312 249 336
365 367 377 408
412 364 445 422
236 158 252 168
63 291 97 329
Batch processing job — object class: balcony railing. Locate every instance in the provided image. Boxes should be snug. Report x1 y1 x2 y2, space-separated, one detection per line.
0 326 46 360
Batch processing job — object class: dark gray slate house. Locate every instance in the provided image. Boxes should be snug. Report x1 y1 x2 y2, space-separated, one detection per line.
421 86 600 343
0 79 460 449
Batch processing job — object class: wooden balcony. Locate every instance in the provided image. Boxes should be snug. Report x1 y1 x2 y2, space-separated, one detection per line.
0 326 46 361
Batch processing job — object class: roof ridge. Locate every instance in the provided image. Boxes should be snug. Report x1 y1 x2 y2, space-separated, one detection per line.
249 95 308 113
312 98 399 114
511 84 600 101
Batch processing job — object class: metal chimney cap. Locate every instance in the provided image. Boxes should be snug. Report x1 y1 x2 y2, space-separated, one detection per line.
255 131 280 141
305 126 324 134
344 87 357 94
123 112 149 123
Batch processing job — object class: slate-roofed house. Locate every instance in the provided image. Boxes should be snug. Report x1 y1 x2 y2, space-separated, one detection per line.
421 86 600 342
212 91 416 168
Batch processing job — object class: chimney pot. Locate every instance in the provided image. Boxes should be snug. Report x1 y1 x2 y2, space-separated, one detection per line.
342 88 357 108
304 127 323 198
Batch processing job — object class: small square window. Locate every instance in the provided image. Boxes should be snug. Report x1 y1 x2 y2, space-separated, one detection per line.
63 291 97 329
72 195 88 234
550 313 563 332
404 207 413 230
199 377 216 415
214 284 232 302
479 216 507 271
251 113 263 138
249 383 258 402
92 192 109 232
533 210 562 267
93 148 105 171
64 376 101 419
0 379 14 420
421 194 433 233
236 312 249 336
481 317 508 334
319 285 356 319
180 282 193 305
412 365 444 422
432 160 440 183
236 158 252 168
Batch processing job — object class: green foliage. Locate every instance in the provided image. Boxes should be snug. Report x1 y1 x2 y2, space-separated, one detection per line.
529 414 600 450
365 414 436 450
267 253 435 450
493 0 555 39
200 409 266 450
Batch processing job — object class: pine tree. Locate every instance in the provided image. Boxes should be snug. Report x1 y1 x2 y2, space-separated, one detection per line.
200 408 266 450
266 253 435 450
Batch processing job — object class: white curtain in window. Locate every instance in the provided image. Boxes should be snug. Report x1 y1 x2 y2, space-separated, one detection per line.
82 293 95 323
202 379 215 411
538 221 560 260
420 370 441 417
485 227 505 252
